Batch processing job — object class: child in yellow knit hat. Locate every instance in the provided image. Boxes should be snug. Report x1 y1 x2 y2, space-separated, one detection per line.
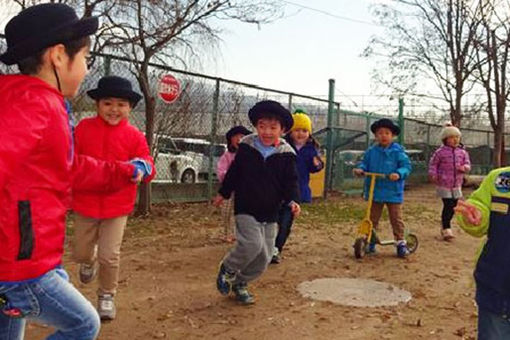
272 109 324 263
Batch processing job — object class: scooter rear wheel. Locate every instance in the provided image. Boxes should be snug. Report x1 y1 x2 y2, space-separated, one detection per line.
353 237 367 259
406 233 419 253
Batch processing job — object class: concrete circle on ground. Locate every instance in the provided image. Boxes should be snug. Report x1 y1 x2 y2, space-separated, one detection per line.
297 278 412 307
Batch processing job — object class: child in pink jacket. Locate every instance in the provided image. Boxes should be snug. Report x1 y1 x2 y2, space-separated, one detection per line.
428 123 471 241
217 125 251 182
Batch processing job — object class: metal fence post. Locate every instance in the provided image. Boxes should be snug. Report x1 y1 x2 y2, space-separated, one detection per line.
208 79 220 201
398 98 405 146
365 115 370 148
288 94 293 111
104 55 111 76
335 103 340 126
324 79 335 197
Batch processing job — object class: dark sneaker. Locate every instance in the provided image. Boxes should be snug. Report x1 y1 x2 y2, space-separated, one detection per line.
396 242 410 258
233 282 255 305
365 233 377 255
216 262 236 295
366 242 377 255
98 294 116 321
79 263 97 284
270 254 281 264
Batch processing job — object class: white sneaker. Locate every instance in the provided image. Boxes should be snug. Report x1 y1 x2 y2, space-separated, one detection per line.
441 228 455 241
98 294 116 321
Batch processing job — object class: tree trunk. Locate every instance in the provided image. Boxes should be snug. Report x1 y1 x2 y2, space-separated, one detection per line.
136 63 156 216
501 137 506 166
452 78 463 126
494 128 504 168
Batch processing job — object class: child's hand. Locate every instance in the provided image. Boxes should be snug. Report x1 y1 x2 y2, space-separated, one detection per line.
455 200 482 225
313 156 322 167
429 175 437 184
457 165 467 172
353 168 364 177
290 201 301 218
131 169 143 183
388 173 400 181
212 194 224 207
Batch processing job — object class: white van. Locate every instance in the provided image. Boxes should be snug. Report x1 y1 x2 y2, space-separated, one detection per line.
172 138 226 181
153 135 201 183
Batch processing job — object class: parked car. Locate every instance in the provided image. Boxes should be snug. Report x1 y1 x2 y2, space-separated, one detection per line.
153 135 201 184
337 150 365 167
172 138 226 181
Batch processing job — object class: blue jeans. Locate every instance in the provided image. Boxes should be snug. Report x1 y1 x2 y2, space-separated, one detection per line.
0 268 100 340
478 307 510 340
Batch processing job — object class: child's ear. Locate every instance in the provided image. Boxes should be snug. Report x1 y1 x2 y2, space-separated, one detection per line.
47 44 67 69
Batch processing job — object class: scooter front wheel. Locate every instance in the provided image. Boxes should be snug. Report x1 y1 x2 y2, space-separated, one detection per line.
406 233 419 253
353 237 367 259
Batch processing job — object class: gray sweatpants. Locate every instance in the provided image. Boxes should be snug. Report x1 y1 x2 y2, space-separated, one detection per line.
223 214 277 284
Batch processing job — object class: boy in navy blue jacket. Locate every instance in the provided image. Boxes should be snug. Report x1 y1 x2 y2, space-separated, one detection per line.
213 100 300 304
353 118 412 257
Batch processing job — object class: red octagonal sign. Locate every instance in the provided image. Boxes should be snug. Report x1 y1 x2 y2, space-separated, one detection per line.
158 74 181 103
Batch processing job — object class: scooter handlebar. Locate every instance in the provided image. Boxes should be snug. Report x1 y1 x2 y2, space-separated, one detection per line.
363 172 387 178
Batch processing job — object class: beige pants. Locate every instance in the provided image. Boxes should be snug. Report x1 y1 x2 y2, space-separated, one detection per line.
72 213 128 296
370 202 405 241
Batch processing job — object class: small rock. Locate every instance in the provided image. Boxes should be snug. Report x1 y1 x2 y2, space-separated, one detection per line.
152 331 166 339
454 327 467 337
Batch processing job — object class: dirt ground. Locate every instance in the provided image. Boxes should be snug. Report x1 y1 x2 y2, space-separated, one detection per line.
26 184 481 340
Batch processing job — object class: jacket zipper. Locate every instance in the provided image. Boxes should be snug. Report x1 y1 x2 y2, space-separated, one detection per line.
452 147 457 195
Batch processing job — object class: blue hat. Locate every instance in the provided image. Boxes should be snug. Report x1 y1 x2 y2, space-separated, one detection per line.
0 4 99 65
248 100 293 131
87 76 142 107
370 118 400 136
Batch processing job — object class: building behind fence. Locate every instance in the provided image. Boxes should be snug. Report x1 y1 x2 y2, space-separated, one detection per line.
0 36 506 203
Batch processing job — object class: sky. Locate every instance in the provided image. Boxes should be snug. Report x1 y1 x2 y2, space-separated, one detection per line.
209 0 387 102
0 0 389 109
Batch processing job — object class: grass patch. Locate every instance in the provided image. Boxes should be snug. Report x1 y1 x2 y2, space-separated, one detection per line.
300 199 436 230
301 200 366 226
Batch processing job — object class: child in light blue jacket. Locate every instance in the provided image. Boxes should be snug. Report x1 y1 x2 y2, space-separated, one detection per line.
353 118 412 257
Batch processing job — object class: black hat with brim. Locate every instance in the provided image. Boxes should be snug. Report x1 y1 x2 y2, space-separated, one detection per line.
226 125 251 143
87 76 143 107
370 118 401 136
248 100 293 131
0 3 98 65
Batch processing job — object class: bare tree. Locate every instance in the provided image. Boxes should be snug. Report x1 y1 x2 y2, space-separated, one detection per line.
473 1 510 167
364 0 484 126
3 0 283 214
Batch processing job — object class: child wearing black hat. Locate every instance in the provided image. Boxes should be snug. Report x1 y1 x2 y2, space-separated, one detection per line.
353 118 412 258
213 100 300 304
72 76 156 321
217 125 251 242
217 125 252 182
0 4 139 339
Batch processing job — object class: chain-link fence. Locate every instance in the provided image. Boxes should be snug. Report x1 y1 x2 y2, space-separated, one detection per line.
0 34 505 201
330 110 506 194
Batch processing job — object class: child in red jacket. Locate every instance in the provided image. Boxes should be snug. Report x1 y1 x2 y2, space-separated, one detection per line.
72 76 155 321
0 4 139 339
